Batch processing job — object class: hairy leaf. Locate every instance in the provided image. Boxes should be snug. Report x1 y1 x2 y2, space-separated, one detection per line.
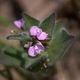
6 34 25 40
19 51 48 72
22 13 40 31
40 13 55 37
47 20 75 65
0 46 24 66
6 32 32 45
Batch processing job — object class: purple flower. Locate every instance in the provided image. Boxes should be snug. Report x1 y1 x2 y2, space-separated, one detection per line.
30 26 48 40
14 19 24 28
37 32 48 40
30 26 42 36
28 43 44 57
29 26 47 57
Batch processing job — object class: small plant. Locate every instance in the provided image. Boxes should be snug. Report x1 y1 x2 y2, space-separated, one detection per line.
0 13 75 72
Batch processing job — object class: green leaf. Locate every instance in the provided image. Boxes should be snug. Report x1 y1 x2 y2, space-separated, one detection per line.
0 45 48 72
40 13 55 36
6 32 32 45
6 31 30 40
20 51 48 72
22 13 40 31
0 46 24 66
47 19 75 65
6 34 25 40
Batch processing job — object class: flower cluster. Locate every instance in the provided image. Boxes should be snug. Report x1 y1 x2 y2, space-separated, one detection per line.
30 26 48 40
14 19 48 57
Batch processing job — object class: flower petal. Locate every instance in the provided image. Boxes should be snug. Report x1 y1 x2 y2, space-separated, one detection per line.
14 21 22 28
36 43 44 51
14 19 24 28
34 43 44 54
21 19 25 27
30 26 41 36
34 45 41 54
37 32 48 40
28 46 36 57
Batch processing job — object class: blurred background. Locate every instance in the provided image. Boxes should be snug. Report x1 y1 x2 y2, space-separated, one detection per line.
0 0 80 80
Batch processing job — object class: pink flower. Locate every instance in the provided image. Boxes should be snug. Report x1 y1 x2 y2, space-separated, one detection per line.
28 43 44 57
13 22 48 56
37 32 48 40
28 26 48 57
30 26 48 40
14 19 24 28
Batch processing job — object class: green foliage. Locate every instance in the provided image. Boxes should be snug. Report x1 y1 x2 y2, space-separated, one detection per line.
6 32 31 45
47 20 75 64
0 13 75 72
0 45 24 66
40 13 55 37
22 13 40 31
